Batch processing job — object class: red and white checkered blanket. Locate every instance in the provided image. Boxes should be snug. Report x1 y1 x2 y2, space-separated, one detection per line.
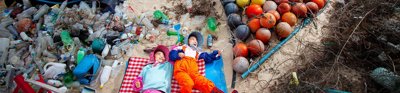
119 57 205 93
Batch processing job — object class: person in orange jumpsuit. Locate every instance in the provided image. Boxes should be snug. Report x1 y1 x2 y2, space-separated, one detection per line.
169 31 223 93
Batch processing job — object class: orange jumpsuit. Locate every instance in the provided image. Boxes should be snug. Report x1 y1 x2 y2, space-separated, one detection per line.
173 47 216 93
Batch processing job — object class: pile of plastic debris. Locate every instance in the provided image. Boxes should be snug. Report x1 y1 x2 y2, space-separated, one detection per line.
0 0 165 92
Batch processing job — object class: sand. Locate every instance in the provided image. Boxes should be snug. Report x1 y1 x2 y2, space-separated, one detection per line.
96 0 335 92
234 1 336 92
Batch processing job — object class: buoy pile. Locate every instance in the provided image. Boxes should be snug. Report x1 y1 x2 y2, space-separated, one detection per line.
222 0 327 73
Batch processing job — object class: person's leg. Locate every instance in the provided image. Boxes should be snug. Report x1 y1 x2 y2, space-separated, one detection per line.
174 72 194 93
192 74 215 93
174 59 194 93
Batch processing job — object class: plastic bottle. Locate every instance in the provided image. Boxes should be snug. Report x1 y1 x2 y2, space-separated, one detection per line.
7 25 18 38
102 44 111 58
167 30 185 44
43 50 57 59
69 56 76 70
16 7 37 20
142 17 155 29
0 38 10 66
61 30 74 50
76 48 86 64
100 66 112 88
110 46 121 59
184 0 193 12
47 79 63 87
207 17 217 32
60 0 68 11
153 10 170 24
0 18 13 38
22 0 31 10
20 32 33 41
207 35 213 47
33 5 50 21
44 35 55 49
63 72 74 85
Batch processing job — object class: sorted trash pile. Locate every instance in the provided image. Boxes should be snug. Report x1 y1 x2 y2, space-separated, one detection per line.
221 0 328 78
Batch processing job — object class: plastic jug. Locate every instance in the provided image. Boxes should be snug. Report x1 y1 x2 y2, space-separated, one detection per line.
43 62 66 79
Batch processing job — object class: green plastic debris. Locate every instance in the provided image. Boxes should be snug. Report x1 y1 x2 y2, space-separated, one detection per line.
76 48 86 64
207 17 217 32
61 30 74 50
63 71 74 85
370 67 400 91
325 89 351 93
153 10 170 24
167 30 184 44
91 38 106 54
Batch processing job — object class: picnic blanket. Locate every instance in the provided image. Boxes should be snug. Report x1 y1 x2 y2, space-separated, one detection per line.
119 57 205 93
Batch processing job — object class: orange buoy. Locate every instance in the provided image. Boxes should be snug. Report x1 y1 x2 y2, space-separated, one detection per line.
292 3 308 17
311 0 325 9
306 2 319 14
274 0 289 4
281 12 297 26
246 4 263 18
277 3 291 14
233 43 249 57
255 28 271 44
267 10 281 20
260 13 276 29
248 18 261 33
247 39 265 56
276 22 293 38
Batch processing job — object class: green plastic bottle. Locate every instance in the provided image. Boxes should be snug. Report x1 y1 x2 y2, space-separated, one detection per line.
167 30 184 44
61 30 74 50
207 17 217 32
153 10 170 24
76 48 85 64
63 71 74 85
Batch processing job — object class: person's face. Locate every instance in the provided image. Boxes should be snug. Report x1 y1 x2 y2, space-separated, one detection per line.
188 36 198 47
154 51 165 63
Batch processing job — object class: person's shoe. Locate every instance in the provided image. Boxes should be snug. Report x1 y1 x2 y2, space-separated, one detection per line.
211 87 224 93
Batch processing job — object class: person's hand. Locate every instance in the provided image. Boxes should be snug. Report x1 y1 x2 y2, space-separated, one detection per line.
179 52 185 58
135 81 141 88
218 50 222 55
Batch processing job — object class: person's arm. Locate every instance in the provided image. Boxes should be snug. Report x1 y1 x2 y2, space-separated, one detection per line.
199 50 220 63
169 49 185 62
133 65 149 92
